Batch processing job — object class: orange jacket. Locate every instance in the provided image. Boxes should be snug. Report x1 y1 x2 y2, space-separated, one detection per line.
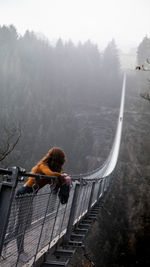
25 163 61 189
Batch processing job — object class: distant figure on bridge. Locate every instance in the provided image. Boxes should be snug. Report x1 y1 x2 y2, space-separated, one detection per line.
6 147 71 262
135 65 144 70
135 65 141 70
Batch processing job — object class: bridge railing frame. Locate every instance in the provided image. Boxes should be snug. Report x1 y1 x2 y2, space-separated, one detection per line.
0 167 106 266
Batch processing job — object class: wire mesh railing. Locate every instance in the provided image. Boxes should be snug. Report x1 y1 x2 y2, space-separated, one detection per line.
0 168 105 267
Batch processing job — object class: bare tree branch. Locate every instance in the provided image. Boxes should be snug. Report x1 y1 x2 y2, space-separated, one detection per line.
140 92 150 102
0 127 21 162
146 58 150 64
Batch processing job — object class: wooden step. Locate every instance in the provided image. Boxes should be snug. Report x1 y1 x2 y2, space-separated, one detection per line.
74 228 88 234
70 233 85 241
78 223 90 229
68 240 83 247
82 219 93 224
41 259 69 267
90 211 99 215
54 249 75 258
88 215 97 219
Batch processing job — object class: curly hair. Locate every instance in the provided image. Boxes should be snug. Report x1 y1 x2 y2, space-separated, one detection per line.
38 147 66 172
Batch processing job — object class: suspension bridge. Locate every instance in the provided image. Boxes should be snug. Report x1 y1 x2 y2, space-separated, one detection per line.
0 73 126 267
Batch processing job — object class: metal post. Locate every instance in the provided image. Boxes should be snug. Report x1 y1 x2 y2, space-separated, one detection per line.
105 176 109 191
0 167 19 256
65 182 80 243
47 201 61 251
101 178 105 197
77 183 87 220
87 181 95 213
108 175 111 187
97 179 102 201
103 177 107 193
55 202 68 251
80 183 89 217
32 190 52 266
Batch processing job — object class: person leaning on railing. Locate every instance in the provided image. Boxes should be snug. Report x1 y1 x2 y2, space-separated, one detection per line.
15 147 71 262
16 146 71 195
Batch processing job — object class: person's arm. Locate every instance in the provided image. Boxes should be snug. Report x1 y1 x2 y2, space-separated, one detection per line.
39 163 61 177
59 173 72 185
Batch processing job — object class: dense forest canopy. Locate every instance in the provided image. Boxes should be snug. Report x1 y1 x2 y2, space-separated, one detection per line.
0 25 122 174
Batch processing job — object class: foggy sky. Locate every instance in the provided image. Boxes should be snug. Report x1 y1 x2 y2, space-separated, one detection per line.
0 0 150 52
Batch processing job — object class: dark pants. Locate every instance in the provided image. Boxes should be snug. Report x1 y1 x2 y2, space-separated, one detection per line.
15 186 34 253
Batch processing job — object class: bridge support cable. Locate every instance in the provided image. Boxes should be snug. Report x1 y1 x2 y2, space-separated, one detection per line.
0 74 126 266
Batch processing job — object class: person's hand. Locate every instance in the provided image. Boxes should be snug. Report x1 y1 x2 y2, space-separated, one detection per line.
60 173 72 185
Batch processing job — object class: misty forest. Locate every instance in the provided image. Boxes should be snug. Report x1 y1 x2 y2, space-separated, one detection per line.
1 25 150 266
